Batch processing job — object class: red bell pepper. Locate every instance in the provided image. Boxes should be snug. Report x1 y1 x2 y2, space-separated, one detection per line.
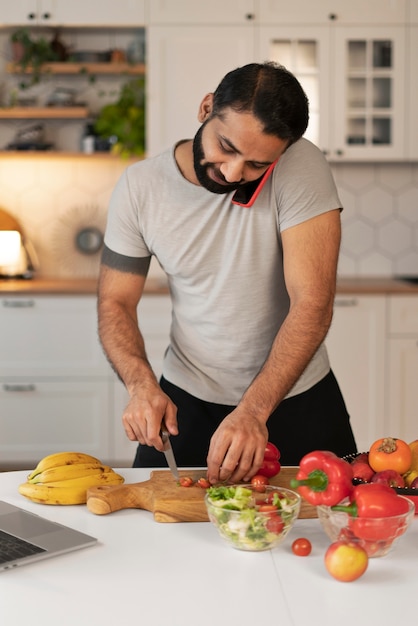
290 450 354 506
332 483 411 542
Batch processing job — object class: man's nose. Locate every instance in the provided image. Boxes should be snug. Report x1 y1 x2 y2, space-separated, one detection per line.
220 161 244 183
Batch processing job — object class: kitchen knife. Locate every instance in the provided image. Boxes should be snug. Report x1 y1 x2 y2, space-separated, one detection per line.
161 429 179 481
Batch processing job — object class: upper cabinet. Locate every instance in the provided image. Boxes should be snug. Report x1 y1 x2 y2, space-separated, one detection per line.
148 0 256 24
0 0 145 27
408 0 418 159
258 0 408 160
258 0 407 25
146 24 255 156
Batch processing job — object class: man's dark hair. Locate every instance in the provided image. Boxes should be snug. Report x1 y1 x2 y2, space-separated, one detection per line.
211 62 309 145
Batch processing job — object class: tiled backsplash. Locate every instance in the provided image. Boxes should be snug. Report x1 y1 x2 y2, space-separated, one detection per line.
332 162 418 277
0 156 417 280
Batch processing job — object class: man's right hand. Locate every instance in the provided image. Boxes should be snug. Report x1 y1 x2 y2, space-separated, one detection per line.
122 382 178 452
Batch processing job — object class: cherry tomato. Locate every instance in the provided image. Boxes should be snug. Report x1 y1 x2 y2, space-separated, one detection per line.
266 514 284 534
264 442 281 462
250 475 270 491
258 459 281 478
368 437 412 475
195 477 211 489
178 476 194 487
258 504 278 512
291 538 312 556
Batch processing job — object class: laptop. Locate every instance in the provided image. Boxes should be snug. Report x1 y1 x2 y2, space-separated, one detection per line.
0 500 97 571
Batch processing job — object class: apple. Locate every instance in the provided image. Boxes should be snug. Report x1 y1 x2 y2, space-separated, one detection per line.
371 469 405 488
352 461 375 482
352 453 369 465
324 541 368 582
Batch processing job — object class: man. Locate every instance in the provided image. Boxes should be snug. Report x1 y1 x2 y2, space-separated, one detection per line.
98 62 357 485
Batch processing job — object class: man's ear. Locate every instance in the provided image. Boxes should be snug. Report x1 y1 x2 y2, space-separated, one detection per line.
197 93 214 123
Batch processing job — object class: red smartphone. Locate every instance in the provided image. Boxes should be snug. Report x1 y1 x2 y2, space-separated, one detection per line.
231 160 278 207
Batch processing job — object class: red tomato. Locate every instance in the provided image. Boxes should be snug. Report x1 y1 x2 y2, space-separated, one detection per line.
266 514 284 534
264 442 281 462
258 504 277 512
195 477 211 489
258 459 281 478
291 537 312 556
250 475 270 491
178 476 194 487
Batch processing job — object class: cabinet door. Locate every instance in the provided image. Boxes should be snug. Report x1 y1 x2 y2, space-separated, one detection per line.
0 0 145 26
408 26 418 158
49 0 145 26
325 295 386 452
0 379 110 469
148 0 256 24
258 25 331 152
387 339 418 442
0 295 109 377
147 25 255 156
258 0 407 24
331 26 406 160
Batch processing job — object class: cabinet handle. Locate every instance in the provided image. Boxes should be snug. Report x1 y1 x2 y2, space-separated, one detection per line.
3 384 36 392
334 298 358 307
27 12 36 19
245 13 255 20
2 299 35 308
328 13 337 20
42 12 51 19
335 149 344 156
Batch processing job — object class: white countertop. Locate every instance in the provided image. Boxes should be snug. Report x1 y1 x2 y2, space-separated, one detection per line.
1 469 417 626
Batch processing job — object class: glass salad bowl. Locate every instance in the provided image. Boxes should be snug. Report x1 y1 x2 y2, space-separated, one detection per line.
205 484 301 551
317 496 415 558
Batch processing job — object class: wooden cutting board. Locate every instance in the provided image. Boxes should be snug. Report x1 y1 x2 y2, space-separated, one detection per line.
86 467 317 522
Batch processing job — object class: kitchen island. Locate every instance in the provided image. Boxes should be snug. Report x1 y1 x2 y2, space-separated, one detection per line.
1 468 417 626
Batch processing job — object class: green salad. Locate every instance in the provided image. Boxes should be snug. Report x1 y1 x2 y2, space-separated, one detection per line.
205 485 298 551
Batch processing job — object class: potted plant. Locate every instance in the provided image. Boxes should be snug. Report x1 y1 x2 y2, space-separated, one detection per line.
10 28 57 88
93 77 145 159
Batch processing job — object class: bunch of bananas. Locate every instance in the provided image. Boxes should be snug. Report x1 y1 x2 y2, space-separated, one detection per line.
18 451 124 505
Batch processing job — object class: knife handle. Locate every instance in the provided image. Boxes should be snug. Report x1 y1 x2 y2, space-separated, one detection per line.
86 480 153 515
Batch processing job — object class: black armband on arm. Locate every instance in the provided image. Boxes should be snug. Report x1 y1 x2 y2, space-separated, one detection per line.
101 244 151 276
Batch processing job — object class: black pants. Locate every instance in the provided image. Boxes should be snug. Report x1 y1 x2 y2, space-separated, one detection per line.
132 370 358 468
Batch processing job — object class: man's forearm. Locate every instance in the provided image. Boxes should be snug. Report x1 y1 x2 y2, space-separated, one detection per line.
238 299 333 422
98 300 159 395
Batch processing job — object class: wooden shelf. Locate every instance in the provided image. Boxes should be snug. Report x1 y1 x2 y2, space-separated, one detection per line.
7 62 145 76
0 107 89 119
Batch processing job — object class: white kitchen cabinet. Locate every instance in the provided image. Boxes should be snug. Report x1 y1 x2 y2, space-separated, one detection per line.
258 0 407 25
0 380 111 468
258 12 407 159
0 295 109 377
0 0 145 27
111 294 172 465
387 296 418 443
0 294 113 469
325 295 386 452
148 0 255 24
407 2 418 158
146 25 255 156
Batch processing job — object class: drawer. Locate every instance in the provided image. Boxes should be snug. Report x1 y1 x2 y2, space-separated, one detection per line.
0 378 111 469
0 295 109 376
389 295 418 335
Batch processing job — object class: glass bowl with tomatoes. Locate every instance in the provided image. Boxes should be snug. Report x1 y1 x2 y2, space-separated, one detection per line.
204 484 301 551
317 496 415 558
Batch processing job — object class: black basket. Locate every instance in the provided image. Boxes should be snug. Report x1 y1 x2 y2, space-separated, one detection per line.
342 452 418 497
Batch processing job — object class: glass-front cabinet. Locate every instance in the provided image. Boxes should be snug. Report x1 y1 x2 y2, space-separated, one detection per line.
332 27 406 160
259 24 406 160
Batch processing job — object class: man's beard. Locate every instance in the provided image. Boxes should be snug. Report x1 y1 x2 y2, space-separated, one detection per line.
192 123 242 195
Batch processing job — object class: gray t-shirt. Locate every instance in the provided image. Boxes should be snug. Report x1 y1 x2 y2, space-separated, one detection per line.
104 137 342 404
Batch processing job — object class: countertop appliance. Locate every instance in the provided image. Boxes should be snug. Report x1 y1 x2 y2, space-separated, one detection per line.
0 209 38 279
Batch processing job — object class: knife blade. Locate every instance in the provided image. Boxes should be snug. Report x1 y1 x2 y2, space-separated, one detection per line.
161 429 179 481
